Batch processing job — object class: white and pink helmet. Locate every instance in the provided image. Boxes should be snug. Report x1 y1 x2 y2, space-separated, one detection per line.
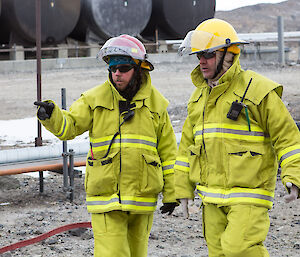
97 34 154 71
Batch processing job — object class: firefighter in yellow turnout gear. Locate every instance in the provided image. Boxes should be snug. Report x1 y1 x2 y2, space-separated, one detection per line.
176 18 300 257
34 35 178 257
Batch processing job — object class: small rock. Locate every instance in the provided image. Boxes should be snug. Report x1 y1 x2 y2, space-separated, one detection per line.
68 227 87 237
45 238 58 245
149 233 159 240
36 216 44 221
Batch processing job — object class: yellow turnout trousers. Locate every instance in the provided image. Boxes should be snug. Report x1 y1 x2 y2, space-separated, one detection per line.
91 211 154 257
202 204 270 257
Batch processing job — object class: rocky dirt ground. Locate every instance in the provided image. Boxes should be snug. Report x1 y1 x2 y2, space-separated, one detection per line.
0 58 300 256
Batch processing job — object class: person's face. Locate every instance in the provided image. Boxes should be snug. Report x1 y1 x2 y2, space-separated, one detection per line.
110 64 135 91
197 52 217 79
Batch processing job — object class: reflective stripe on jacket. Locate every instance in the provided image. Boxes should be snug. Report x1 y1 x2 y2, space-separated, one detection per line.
175 54 300 208
40 72 177 213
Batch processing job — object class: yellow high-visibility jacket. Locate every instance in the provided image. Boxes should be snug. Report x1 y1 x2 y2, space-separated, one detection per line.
175 54 300 209
40 72 177 213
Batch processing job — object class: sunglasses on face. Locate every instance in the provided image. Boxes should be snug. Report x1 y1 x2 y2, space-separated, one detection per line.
196 51 216 60
109 65 134 73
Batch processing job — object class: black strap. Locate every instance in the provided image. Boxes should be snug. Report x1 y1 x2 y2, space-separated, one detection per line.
102 102 135 159
214 47 228 78
102 131 120 159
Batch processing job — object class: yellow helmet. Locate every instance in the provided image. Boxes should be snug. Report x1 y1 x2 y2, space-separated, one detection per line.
179 18 248 55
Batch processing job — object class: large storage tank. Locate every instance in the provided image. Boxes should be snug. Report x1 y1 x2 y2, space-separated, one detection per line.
0 0 81 45
71 0 152 43
142 0 215 40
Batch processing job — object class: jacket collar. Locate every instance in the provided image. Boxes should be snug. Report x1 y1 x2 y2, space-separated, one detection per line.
191 54 242 89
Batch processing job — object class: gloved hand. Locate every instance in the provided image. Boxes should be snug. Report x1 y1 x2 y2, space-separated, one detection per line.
284 182 299 203
160 202 178 215
34 101 54 120
179 198 189 219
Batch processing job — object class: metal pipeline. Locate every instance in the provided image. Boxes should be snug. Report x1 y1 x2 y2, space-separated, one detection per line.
0 133 181 165
0 160 86 176
0 133 181 175
0 141 89 165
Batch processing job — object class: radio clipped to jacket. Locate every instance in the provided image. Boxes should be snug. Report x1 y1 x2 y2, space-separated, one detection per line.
227 78 252 121
227 78 253 132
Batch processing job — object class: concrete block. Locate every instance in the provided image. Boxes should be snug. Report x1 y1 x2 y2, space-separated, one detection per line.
87 44 100 58
158 41 168 53
10 45 24 61
57 44 69 58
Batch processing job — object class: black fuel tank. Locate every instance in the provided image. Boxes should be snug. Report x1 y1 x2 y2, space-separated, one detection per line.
0 0 80 45
142 0 215 40
71 0 152 42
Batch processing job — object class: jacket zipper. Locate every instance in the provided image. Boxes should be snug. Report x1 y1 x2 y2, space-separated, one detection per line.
202 88 210 185
118 113 122 204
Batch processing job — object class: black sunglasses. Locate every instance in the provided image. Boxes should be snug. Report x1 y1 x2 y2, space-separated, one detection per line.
109 65 134 73
196 51 216 60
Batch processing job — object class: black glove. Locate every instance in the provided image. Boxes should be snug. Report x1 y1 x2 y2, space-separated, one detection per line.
34 101 54 120
160 202 178 215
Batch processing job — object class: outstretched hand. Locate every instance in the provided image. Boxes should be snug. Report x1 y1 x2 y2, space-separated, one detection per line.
284 182 299 203
180 198 189 219
34 101 54 120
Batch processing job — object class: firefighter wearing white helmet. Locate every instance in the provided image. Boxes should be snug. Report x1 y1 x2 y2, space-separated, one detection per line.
175 18 300 256
34 34 178 257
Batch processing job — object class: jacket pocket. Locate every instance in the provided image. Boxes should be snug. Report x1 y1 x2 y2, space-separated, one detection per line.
188 144 203 183
85 151 119 196
226 144 264 188
140 153 163 195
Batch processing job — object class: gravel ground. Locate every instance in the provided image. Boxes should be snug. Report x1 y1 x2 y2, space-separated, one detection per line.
0 58 300 256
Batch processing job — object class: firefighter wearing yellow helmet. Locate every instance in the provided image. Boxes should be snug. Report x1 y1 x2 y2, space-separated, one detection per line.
34 34 178 257
176 18 300 256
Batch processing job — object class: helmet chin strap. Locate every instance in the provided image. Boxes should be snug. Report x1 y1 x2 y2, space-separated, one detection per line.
125 60 142 101
213 47 228 80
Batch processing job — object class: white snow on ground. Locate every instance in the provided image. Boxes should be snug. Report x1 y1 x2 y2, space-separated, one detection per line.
0 117 88 146
0 117 88 177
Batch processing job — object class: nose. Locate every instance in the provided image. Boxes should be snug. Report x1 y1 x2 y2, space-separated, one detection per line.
199 56 207 64
114 69 122 75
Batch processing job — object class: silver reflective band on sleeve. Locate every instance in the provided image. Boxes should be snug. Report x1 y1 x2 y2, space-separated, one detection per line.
174 159 190 172
162 164 174 171
56 117 67 138
175 160 190 167
279 148 300 166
